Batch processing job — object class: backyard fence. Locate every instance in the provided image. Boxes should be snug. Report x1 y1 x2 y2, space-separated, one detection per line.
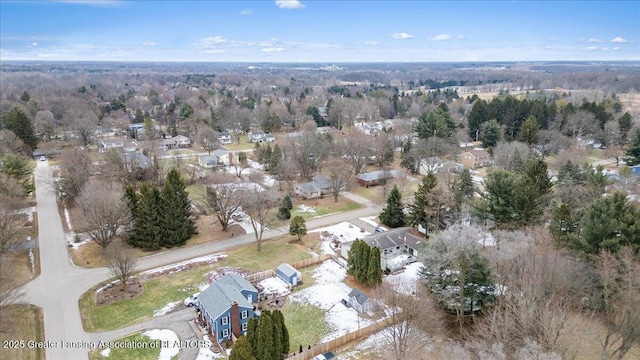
286 317 393 360
244 269 275 284
290 254 333 269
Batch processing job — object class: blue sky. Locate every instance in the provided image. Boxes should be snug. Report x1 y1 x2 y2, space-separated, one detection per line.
1 0 638 62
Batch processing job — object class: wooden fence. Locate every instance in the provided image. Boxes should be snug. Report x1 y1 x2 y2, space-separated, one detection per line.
286 317 392 360
244 269 275 284
290 254 333 269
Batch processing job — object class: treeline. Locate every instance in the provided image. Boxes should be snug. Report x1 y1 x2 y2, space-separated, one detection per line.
230 309 289 360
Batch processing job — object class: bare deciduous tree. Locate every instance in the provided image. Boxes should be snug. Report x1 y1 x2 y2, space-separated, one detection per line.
241 189 277 252
325 157 351 202
74 180 131 253
205 183 245 231
338 130 373 175
106 241 137 292
375 281 443 360
54 147 93 205
598 247 640 360
0 194 27 254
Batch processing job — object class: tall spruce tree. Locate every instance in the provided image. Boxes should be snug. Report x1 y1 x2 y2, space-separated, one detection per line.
2 105 38 152
256 310 273 360
160 168 195 247
246 317 259 356
229 336 257 360
367 247 382 286
481 169 518 228
623 128 640 166
275 310 289 355
127 183 162 250
379 185 405 228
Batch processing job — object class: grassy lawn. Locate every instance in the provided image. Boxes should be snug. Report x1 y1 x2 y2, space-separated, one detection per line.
4 249 40 288
223 137 254 151
186 184 207 206
282 302 330 353
0 305 44 360
90 333 164 360
80 238 312 332
290 198 361 220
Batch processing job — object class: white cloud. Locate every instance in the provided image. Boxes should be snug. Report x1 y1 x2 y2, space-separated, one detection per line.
581 38 603 43
586 46 608 51
613 47 621 50
611 37 628 43
275 0 305 9
202 36 230 47
430 34 452 41
240 9 252 15
392 32 414 39
262 47 286 52
142 42 156 47
27 42 38 48
364 41 380 46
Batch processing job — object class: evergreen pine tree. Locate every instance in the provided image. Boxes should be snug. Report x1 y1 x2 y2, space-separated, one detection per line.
270 144 282 174
367 247 382 286
480 119 501 149
160 168 195 247
282 194 293 210
347 240 363 278
229 336 257 360
357 243 371 283
275 310 289 355
379 185 405 228
510 147 525 173
623 128 640 166
277 198 291 220
455 168 475 206
246 317 259 356
289 216 307 241
257 310 274 360
127 183 162 250
270 310 283 360
2 105 38 152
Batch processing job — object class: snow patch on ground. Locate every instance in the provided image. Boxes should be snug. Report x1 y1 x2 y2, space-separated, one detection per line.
15 206 36 222
154 301 181 317
262 175 277 187
195 335 228 359
64 207 73 231
289 260 372 342
258 276 291 297
384 262 424 296
66 233 91 249
142 253 227 276
228 210 255 234
297 205 316 213
143 329 180 360
101 347 111 357
310 222 370 255
339 330 387 359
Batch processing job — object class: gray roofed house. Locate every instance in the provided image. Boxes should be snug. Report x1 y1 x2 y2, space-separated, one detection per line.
341 227 421 272
197 273 258 343
121 152 151 170
348 288 375 313
356 169 404 187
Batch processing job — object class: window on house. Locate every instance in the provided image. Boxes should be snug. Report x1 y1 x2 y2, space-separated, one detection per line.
241 310 248 319
221 316 228 325
222 329 229 338
242 322 248 332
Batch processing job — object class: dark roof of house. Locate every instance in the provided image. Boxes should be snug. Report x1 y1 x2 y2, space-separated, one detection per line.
356 169 404 182
121 152 151 168
348 288 370 305
296 182 320 194
364 227 422 251
198 154 217 163
312 174 332 189
464 149 490 158
198 273 257 320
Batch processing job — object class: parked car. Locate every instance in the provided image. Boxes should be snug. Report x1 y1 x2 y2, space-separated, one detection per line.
312 351 336 360
340 299 351 308
184 292 200 306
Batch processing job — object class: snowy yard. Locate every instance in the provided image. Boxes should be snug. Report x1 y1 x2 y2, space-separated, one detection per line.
289 260 373 342
384 262 424 296
258 276 291 297
309 221 370 255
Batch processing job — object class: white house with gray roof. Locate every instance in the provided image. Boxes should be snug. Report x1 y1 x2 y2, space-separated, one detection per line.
341 227 422 272
196 273 258 343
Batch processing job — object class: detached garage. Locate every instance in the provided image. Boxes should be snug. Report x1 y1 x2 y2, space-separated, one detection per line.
276 263 302 286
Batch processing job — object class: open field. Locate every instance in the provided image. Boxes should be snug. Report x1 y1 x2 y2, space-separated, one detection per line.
222 136 254 151
283 302 331 353
0 305 45 360
290 196 361 220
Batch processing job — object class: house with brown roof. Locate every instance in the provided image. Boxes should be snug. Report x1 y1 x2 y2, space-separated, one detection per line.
459 149 492 168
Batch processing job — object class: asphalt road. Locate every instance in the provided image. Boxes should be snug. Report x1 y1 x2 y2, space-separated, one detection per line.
20 160 381 360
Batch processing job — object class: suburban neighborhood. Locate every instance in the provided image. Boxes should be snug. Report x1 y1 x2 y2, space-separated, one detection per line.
1 2 640 359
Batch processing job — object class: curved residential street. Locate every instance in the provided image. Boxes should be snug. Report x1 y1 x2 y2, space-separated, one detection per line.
20 161 381 360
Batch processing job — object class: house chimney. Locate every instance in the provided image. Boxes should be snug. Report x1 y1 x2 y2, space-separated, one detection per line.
230 301 241 339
